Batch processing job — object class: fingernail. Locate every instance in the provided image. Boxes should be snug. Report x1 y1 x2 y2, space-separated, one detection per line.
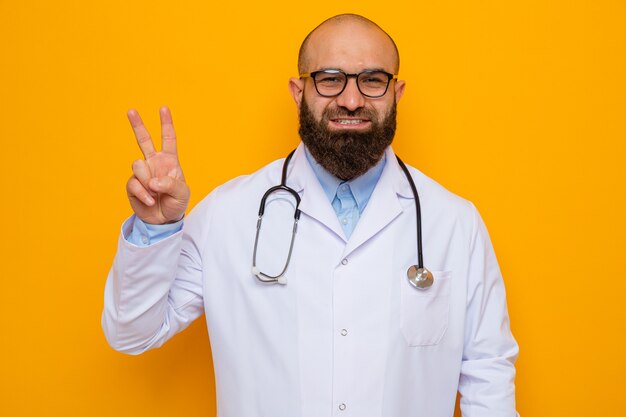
146 195 155 205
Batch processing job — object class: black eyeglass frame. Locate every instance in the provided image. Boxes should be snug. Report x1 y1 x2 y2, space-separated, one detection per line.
299 69 398 98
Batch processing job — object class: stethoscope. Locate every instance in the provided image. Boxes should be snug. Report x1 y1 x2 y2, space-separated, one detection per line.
251 149 434 290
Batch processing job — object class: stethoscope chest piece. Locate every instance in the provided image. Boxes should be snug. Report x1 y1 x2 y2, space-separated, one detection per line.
407 266 434 289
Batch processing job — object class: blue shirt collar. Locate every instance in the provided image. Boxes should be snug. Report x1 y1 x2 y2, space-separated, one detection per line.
304 145 386 212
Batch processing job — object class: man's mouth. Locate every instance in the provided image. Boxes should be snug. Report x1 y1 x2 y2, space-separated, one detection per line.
330 118 371 128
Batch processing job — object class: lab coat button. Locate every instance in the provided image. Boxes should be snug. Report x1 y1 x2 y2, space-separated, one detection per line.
341 329 348 336
339 403 347 411
341 258 348 265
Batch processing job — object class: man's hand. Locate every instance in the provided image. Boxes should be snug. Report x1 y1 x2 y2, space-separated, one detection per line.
126 106 190 225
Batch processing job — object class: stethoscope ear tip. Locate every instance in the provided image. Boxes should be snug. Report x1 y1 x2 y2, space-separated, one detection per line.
252 266 260 277
277 276 287 285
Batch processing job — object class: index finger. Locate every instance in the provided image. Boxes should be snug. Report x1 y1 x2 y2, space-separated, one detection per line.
127 109 156 159
160 106 178 156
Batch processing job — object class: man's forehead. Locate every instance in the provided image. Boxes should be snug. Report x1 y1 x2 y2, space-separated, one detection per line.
298 15 399 74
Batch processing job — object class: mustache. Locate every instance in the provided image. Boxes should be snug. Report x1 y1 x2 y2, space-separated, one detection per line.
323 107 377 120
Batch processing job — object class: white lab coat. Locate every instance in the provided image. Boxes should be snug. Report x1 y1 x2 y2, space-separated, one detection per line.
103 144 519 417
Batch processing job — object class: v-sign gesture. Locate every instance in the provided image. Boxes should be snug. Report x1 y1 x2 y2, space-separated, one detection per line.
126 106 190 225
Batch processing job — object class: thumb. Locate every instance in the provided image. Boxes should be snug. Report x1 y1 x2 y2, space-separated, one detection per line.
148 176 190 201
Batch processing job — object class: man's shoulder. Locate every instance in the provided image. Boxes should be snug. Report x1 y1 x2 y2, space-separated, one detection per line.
403 162 478 221
220 157 285 194
191 156 286 212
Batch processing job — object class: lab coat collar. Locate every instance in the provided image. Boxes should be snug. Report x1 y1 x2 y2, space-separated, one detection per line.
342 146 412 257
288 143 346 241
287 144 417 252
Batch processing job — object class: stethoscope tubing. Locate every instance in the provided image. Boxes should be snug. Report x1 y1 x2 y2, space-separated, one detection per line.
252 150 301 283
252 149 433 289
396 156 425 270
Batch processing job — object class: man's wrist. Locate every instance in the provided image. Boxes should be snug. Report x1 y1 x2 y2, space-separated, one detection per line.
126 215 184 246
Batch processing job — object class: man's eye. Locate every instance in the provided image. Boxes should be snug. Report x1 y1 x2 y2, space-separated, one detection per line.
361 75 386 85
317 76 343 84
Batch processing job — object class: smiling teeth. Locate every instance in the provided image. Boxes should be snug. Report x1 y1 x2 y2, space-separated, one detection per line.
336 119 363 125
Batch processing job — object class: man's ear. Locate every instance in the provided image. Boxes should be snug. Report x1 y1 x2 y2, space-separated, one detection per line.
394 79 406 104
288 77 305 109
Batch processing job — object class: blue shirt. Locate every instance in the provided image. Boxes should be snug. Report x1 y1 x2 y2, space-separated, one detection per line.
127 147 386 245
303 147 385 239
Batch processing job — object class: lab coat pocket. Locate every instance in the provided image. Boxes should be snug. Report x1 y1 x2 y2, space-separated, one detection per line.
400 270 452 347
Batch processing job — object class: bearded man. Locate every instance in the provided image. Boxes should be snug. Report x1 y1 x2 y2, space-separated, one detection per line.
103 13 519 417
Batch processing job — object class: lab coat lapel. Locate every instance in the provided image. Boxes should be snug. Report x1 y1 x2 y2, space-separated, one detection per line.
342 147 412 258
288 144 346 241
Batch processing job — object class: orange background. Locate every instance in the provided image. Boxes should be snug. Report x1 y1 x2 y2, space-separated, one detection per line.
1 1 625 416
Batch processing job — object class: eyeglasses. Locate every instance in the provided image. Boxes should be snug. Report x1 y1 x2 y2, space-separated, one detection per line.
299 69 398 98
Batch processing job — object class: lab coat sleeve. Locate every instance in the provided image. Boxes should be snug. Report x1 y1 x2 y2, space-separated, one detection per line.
101 193 214 355
459 205 519 417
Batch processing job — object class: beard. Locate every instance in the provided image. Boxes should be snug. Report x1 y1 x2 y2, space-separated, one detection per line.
298 98 397 180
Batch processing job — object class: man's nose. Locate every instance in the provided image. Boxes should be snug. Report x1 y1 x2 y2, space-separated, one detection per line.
335 77 366 111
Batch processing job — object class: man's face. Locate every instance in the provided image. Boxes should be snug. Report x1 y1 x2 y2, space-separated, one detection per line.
289 20 405 179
